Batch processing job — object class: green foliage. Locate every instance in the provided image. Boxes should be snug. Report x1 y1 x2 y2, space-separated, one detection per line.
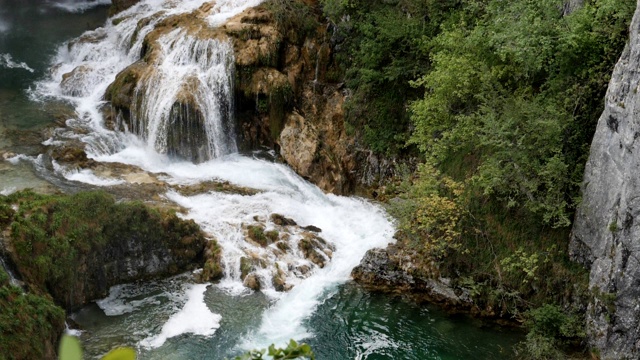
516 304 585 359
322 0 452 155
386 163 466 278
58 335 136 360
234 339 315 360
263 0 319 44
410 0 634 227
0 190 204 308
0 284 65 360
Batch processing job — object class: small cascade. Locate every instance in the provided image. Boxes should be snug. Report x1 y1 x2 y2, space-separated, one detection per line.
131 30 236 161
0 255 22 288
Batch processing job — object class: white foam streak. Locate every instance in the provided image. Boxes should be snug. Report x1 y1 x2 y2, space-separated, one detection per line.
247 196 394 348
0 18 9 33
152 156 395 346
50 0 112 13
207 0 265 27
140 284 221 349
52 160 125 186
0 54 34 73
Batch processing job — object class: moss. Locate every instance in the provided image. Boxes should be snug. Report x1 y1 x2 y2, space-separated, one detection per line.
0 267 8 287
0 203 14 228
201 240 223 281
247 225 271 246
240 257 253 280
1 190 205 309
0 285 65 360
265 230 279 242
261 0 319 45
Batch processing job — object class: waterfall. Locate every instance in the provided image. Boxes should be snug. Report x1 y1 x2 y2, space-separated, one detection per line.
0 255 22 288
131 30 236 161
30 0 396 353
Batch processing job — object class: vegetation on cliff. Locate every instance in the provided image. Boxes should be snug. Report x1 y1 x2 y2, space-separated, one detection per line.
321 0 634 357
0 267 65 360
1 190 207 310
0 190 215 358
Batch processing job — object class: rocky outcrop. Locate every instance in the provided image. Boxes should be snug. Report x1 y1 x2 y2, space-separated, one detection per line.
352 246 473 311
0 191 211 310
227 1 358 194
99 0 359 192
109 0 140 16
570 2 640 358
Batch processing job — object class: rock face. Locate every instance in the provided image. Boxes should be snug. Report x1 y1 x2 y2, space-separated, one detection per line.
352 246 472 310
100 0 360 192
570 2 640 358
1 191 209 310
109 0 140 16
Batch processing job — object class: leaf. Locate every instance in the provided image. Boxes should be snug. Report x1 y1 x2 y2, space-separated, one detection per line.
58 335 82 360
101 347 136 360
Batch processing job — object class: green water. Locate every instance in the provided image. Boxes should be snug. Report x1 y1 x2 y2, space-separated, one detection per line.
0 0 108 192
71 278 521 359
0 2 525 359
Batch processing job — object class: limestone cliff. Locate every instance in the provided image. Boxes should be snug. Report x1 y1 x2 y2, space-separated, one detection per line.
570 1 640 358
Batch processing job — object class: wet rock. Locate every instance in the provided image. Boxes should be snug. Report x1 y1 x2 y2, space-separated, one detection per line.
302 225 321 233
200 239 223 282
60 65 94 97
244 273 261 291
270 213 297 226
246 224 273 247
240 256 252 280
298 235 330 268
352 247 472 309
272 265 291 292
50 144 95 168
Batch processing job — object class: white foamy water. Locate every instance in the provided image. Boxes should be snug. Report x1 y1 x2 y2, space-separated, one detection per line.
140 284 221 349
0 18 9 33
0 54 34 72
52 160 126 186
130 30 236 159
206 0 265 27
50 0 112 13
32 0 396 351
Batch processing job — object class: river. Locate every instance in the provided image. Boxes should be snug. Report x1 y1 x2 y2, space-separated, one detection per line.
0 1 522 359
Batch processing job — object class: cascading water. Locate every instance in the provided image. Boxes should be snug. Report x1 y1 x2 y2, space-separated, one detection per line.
0 1 526 358
130 30 236 161
29 0 398 355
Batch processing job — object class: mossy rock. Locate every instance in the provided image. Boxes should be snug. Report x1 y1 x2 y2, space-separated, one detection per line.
270 213 297 226
1 190 207 310
201 240 223 281
247 225 272 247
0 285 65 360
240 257 253 280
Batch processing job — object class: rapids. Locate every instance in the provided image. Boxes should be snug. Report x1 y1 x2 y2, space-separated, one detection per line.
0 0 523 358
